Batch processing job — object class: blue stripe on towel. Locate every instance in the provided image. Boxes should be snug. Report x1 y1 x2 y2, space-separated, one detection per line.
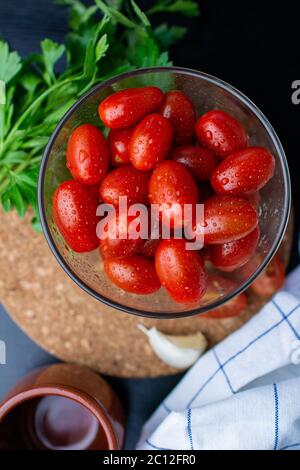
187 408 194 450
272 300 300 340
273 383 279 450
146 439 173 451
212 348 235 394
280 442 300 450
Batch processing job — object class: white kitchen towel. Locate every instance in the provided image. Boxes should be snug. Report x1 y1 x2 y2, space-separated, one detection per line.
137 265 300 450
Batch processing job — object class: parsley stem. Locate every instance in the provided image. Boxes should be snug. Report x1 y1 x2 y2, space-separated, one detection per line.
1 76 81 155
0 176 10 194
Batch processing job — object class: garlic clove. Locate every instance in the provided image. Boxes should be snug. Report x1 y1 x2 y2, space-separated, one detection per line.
138 324 207 370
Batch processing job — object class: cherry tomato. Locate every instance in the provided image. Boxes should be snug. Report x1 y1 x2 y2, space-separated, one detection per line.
104 255 161 294
201 195 258 244
99 86 164 129
250 254 285 296
237 251 262 279
203 295 248 319
99 211 143 259
201 275 247 318
108 127 133 167
99 165 151 206
209 226 260 272
159 90 196 145
172 145 218 182
155 239 206 304
148 160 198 229
138 238 161 258
66 124 109 185
53 180 99 253
129 113 173 171
195 110 248 160
211 147 275 196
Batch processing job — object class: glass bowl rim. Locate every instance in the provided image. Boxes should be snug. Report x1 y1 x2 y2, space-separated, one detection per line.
38 66 291 319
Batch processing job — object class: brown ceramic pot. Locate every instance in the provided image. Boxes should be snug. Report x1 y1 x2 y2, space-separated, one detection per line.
0 364 125 450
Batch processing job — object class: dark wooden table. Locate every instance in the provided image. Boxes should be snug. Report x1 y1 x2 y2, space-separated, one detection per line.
0 0 299 450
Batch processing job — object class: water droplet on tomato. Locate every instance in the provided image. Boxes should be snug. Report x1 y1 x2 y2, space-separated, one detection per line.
206 130 213 140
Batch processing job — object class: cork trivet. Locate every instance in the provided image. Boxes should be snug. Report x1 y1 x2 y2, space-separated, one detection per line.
0 208 293 377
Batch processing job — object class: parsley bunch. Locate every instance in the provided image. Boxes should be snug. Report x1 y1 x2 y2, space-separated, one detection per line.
0 0 199 230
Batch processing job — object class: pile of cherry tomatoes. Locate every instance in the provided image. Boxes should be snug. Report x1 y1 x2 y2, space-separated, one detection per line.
52 85 284 317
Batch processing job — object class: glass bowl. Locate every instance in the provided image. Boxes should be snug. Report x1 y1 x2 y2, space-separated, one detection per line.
38 67 291 319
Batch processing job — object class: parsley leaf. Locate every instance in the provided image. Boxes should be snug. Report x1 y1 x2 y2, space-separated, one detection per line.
0 80 6 105
154 23 187 48
148 0 200 17
41 39 66 84
0 41 22 84
95 34 109 61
